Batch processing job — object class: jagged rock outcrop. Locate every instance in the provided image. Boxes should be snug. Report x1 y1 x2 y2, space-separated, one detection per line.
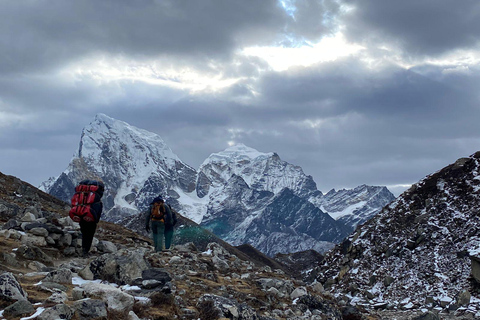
313 152 480 317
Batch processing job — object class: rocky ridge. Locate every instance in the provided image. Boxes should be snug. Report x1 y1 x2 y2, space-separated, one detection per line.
313 152 480 318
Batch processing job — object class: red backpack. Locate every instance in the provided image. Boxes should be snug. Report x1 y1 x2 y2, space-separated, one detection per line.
69 180 104 223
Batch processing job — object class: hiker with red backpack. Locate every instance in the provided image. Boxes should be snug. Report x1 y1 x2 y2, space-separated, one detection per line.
145 196 177 252
69 179 104 257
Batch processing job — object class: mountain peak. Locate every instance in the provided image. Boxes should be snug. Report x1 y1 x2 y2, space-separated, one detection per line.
222 143 273 159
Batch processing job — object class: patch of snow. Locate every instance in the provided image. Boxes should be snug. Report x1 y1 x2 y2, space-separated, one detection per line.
72 276 102 286
20 307 45 320
202 249 212 256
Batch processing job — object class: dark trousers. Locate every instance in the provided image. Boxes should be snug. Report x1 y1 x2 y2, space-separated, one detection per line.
151 220 174 251
80 220 97 254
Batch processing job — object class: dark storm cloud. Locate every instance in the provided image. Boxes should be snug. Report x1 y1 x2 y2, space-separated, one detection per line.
0 0 288 74
2 0 480 198
140 57 480 192
341 0 480 56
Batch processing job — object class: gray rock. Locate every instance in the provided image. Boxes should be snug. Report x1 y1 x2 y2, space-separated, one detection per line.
3 299 35 318
0 272 28 301
63 247 76 256
72 287 86 301
46 236 56 245
87 250 149 285
2 252 20 267
58 260 87 273
412 311 440 320
20 212 36 222
291 286 308 299
268 287 282 297
16 245 54 266
37 304 74 320
456 289 471 306
142 268 172 284
169 256 182 264
39 281 69 293
73 299 108 320
79 265 95 280
128 311 141 320
206 242 231 258
97 240 117 253
197 293 261 320
43 268 73 284
29 227 49 237
212 255 230 271
21 233 47 246
81 282 135 313
116 250 149 285
311 281 324 294
46 291 68 304
59 233 73 247
297 295 342 319
175 242 198 252
383 276 395 287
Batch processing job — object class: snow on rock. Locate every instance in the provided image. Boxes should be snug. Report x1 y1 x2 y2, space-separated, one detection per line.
314 152 480 315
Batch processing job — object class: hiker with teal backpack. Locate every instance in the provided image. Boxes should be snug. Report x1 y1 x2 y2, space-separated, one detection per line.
145 196 177 251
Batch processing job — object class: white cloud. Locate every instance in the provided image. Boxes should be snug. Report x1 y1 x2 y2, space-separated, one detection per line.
242 32 363 71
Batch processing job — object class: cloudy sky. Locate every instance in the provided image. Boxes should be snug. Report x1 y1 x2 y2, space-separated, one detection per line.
1 0 480 196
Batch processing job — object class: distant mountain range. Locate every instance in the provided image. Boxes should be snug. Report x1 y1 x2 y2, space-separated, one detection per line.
41 113 395 256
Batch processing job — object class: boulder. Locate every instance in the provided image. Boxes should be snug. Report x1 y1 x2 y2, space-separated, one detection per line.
97 240 117 254
456 289 471 306
29 227 49 237
3 299 35 318
72 287 86 301
73 299 108 320
43 268 73 284
291 286 308 299
197 294 258 320
21 233 47 246
87 250 149 285
45 291 68 304
16 245 53 266
38 282 69 293
81 282 135 313
0 272 28 301
37 304 74 320
142 268 172 285
412 311 440 320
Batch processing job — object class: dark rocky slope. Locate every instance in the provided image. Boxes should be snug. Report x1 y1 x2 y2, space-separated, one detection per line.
314 152 480 317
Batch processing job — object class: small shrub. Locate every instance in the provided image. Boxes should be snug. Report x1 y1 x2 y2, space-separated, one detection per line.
107 309 129 320
150 292 174 305
197 299 220 320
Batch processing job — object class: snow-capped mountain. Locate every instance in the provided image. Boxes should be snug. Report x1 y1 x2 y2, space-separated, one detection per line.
41 113 199 222
197 144 319 199
316 185 396 230
197 145 351 255
42 114 394 256
314 152 480 311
